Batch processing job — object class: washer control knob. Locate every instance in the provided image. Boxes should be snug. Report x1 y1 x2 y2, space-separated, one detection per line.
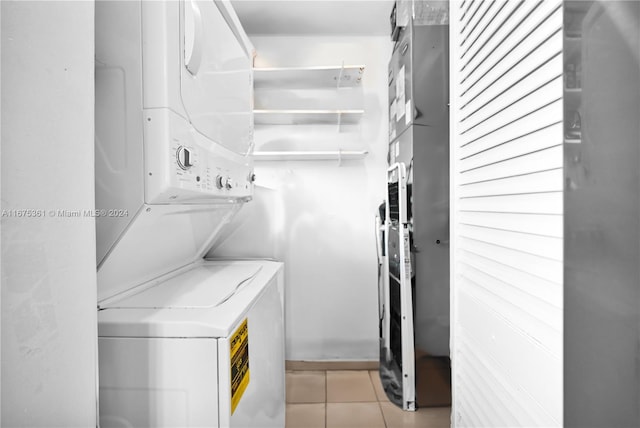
225 177 233 190
176 146 194 170
215 175 224 189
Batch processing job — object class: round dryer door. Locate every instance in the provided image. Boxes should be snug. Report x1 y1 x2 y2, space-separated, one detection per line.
180 0 253 156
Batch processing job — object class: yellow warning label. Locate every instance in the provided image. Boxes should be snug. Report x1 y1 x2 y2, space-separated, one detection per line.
230 318 250 414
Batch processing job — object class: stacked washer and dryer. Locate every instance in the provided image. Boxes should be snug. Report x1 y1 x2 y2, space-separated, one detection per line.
95 1 285 427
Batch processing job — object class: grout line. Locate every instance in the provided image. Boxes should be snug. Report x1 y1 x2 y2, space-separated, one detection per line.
370 369 389 428
380 400 388 428
324 370 327 428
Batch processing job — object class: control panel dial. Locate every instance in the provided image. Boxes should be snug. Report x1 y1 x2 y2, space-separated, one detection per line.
215 175 224 189
176 146 194 170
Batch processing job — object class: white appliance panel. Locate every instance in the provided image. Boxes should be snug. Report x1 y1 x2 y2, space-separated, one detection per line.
217 277 285 428
143 109 253 205
180 0 254 156
140 0 186 119
98 205 241 304
109 263 262 309
95 0 145 264
99 337 219 428
98 261 285 428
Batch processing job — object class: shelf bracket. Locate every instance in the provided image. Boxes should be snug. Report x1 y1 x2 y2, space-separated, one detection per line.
337 60 345 89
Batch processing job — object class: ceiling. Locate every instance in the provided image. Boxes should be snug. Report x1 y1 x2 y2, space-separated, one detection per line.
231 0 395 36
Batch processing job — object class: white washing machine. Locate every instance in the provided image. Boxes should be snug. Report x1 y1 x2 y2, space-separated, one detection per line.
98 260 285 428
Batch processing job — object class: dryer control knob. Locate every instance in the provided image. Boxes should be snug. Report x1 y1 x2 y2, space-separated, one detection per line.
215 175 224 189
176 146 194 170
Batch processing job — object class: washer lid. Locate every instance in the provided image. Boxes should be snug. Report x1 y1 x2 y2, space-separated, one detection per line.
98 260 283 338
103 263 261 310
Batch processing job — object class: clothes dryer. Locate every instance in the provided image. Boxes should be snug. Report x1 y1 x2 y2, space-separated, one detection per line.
95 0 255 283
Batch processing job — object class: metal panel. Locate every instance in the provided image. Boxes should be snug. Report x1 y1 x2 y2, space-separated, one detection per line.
412 125 450 357
390 24 449 138
388 126 451 341
563 1 640 426
382 6 451 411
451 0 563 426
412 25 449 127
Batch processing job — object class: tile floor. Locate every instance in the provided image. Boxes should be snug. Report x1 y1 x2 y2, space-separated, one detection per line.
286 370 451 428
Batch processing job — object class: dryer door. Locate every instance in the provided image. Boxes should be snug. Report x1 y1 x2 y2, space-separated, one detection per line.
180 0 253 156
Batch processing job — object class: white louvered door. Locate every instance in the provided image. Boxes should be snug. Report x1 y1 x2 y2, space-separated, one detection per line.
450 1 563 426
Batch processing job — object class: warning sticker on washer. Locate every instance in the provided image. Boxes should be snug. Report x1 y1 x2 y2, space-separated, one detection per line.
230 318 250 414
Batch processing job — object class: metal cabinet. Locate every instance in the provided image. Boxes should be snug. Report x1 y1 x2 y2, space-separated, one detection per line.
381 15 450 411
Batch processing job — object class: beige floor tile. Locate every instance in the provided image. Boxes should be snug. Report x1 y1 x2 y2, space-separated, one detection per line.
286 371 326 404
380 402 451 428
326 370 377 402
286 403 325 428
326 402 386 428
368 370 390 402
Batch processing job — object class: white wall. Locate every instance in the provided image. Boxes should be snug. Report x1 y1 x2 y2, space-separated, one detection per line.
209 36 392 361
1 2 97 426
450 1 563 426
